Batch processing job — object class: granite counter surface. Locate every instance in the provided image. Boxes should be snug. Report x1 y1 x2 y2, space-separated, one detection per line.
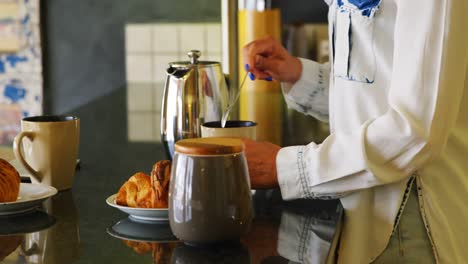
0 87 342 264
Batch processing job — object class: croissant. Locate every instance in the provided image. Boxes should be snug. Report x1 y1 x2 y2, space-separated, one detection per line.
116 172 153 208
0 158 20 203
121 240 177 264
116 160 171 208
152 242 177 264
122 240 153 254
151 160 171 208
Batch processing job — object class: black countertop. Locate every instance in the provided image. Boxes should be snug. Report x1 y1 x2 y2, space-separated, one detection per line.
0 87 342 263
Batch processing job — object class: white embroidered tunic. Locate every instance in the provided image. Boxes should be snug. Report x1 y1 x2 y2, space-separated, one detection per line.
277 0 468 262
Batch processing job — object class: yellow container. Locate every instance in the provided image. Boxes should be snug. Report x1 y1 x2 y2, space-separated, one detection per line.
238 9 283 145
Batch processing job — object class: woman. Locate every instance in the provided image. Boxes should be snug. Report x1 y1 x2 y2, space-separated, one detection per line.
242 0 468 263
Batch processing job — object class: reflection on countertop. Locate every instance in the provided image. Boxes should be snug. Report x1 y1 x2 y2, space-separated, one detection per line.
0 190 80 264
1 87 342 263
105 190 340 264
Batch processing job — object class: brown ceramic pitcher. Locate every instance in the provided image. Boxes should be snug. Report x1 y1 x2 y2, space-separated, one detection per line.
168 137 253 245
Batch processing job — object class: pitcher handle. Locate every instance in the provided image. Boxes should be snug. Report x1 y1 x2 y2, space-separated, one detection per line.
13 131 41 183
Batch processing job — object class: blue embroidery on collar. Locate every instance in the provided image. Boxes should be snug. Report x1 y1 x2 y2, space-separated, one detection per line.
348 0 380 10
338 0 381 17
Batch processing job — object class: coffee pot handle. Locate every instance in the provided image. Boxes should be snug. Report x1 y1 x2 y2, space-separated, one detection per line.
13 131 41 183
224 74 231 88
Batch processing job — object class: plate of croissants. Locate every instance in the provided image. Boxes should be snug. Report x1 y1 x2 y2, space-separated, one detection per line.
106 160 171 222
0 159 58 216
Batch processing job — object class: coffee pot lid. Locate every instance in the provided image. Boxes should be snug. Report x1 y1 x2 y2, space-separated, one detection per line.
169 50 219 68
175 138 244 155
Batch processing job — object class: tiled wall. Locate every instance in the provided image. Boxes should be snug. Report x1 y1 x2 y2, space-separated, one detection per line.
125 23 222 142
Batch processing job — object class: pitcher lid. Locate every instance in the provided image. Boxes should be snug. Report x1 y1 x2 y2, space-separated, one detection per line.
169 50 220 68
175 138 244 155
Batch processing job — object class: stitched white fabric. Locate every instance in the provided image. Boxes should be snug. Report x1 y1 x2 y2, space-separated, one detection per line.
277 0 468 262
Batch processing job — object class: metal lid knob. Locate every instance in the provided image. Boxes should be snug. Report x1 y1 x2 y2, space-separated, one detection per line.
187 50 202 64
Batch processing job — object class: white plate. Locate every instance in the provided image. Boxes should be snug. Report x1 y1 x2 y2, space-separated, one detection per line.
0 183 58 216
106 194 169 222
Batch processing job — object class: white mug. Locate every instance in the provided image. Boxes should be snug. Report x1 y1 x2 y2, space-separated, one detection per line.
13 115 80 190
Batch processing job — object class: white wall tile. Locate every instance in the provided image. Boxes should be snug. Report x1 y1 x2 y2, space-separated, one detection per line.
126 55 152 83
125 24 152 53
179 24 205 55
153 115 162 142
127 84 153 111
205 24 222 54
153 83 165 112
204 53 222 63
153 24 179 53
123 22 224 143
128 112 156 142
178 52 190 61
153 54 176 83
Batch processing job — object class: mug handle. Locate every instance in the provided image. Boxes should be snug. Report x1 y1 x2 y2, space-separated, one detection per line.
13 131 41 183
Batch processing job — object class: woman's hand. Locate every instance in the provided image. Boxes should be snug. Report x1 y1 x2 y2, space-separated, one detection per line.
242 36 302 83
242 138 281 189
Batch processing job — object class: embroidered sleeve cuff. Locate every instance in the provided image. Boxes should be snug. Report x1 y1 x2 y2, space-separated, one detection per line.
277 144 348 200
281 58 330 122
277 145 309 200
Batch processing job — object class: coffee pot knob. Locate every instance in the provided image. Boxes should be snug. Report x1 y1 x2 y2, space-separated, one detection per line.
187 50 201 64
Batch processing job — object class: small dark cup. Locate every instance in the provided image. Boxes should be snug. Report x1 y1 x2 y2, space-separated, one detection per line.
201 120 257 139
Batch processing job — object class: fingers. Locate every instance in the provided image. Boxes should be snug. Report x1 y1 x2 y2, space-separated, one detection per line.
242 36 276 67
242 36 281 80
244 55 279 81
248 55 293 82
253 55 303 83
254 55 284 80
242 36 301 82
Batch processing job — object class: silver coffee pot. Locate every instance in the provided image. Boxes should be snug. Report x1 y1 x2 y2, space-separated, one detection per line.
161 50 229 159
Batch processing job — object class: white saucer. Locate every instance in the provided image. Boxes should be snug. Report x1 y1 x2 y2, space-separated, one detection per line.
0 183 58 216
0 210 56 235
106 194 169 222
107 217 177 243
